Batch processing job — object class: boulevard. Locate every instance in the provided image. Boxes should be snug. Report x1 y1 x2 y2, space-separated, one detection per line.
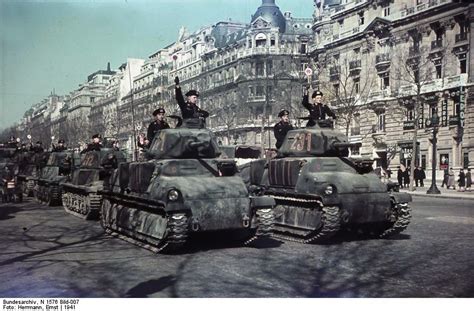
0 196 473 298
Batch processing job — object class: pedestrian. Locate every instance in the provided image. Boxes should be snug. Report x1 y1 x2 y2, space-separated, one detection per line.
403 166 410 188
441 168 449 188
397 166 404 189
301 88 336 127
419 166 426 187
466 168 472 191
457 169 466 192
414 166 421 187
174 76 209 120
447 168 455 190
273 109 294 149
386 168 392 179
81 134 103 154
147 107 170 146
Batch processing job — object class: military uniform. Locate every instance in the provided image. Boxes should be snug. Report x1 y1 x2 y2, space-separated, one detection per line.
273 109 294 149
81 134 102 154
53 140 67 152
175 86 209 119
147 120 170 144
301 90 336 126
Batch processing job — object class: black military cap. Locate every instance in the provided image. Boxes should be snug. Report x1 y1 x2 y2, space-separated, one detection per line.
278 109 290 118
312 90 324 98
92 134 101 139
152 108 166 116
185 90 200 97
58 139 65 144
36 141 42 145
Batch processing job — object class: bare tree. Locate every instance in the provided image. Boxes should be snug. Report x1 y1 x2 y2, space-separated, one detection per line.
314 51 377 137
390 27 448 191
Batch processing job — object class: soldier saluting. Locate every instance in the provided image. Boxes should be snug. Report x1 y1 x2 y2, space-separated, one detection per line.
273 109 294 149
146 107 170 146
174 76 209 119
81 134 102 154
52 139 67 152
301 89 336 127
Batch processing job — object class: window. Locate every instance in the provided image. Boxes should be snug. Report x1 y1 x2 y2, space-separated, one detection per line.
380 76 389 90
333 83 340 96
358 12 365 25
353 78 360 94
249 86 254 96
266 60 273 75
459 53 467 74
300 43 307 54
378 112 386 132
406 108 414 121
271 38 276 46
383 6 390 17
256 85 264 96
435 64 442 79
350 145 360 156
256 61 264 76
463 152 469 169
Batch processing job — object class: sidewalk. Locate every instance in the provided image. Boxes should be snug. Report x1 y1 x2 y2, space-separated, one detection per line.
399 185 474 200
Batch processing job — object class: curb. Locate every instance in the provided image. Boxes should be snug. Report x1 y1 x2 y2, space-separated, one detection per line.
400 191 474 201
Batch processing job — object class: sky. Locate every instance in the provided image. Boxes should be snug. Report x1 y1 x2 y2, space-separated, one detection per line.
0 0 314 130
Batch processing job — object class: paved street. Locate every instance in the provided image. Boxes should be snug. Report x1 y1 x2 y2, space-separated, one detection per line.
0 196 473 298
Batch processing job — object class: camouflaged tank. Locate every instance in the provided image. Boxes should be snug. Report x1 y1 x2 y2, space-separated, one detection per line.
245 119 412 243
61 149 126 220
0 147 23 203
100 118 275 253
16 151 47 197
35 151 78 206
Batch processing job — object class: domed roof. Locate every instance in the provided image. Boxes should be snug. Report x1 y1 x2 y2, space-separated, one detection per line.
251 0 286 33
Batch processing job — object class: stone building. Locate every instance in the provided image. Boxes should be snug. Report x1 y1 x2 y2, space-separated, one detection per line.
310 0 473 179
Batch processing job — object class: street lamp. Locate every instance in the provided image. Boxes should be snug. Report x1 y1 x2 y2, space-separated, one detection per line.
426 108 440 194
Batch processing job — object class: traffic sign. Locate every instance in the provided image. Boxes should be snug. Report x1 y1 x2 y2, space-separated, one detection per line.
304 67 313 76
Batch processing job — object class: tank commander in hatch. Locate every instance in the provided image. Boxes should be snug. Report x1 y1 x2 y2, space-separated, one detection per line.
147 107 170 146
174 76 209 120
301 89 336 127
81 134 103 154
273 109 294 149
52 139 67 152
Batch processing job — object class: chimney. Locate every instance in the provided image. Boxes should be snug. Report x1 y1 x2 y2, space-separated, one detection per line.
107 62 111 71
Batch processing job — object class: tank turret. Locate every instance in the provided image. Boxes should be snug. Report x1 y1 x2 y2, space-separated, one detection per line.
277 120 357 158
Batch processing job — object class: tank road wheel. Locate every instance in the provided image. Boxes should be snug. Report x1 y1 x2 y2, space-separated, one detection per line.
48 186 61 206
244 208 274 245
379 202 412 238
157 213 189 253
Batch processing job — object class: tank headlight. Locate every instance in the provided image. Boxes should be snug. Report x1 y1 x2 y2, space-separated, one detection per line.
168 189 180 201
324 185 335 195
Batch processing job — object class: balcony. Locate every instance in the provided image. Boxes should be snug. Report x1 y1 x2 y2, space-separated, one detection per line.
431 40 443 50
375 53 390 72
247 95 266 102
349 60 361 76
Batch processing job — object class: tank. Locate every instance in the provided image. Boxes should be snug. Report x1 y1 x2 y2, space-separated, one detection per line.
245 119 412 243
35 151 77 206
100 118 275 253
60 149 126 220
16 151 47 197
0 147 23 203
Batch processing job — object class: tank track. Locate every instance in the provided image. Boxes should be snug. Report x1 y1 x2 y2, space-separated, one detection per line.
24 180 35 197
47 185 62 206
244 208 274 245
272 205 341 244
101 198 188 253
62 192 101 220
379 202 411 238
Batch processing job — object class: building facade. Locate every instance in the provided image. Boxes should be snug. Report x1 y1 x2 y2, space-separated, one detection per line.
310 0 473 178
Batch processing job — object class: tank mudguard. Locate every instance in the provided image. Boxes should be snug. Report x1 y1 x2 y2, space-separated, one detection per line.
390 192 412 204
